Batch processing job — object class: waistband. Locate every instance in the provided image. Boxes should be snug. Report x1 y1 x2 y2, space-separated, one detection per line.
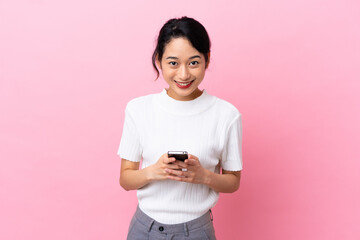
134 206 213 236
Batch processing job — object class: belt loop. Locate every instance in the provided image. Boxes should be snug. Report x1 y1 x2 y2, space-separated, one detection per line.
147 219 155 232
209 209 213 221
183 223 189 237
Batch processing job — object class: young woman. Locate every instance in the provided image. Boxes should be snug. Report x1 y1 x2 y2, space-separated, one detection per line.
118 16 243 240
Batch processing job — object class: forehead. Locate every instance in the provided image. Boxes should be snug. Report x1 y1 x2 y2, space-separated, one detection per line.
163 37 201 58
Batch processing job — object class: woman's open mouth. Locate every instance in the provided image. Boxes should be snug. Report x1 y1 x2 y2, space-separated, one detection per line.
174 80 194 89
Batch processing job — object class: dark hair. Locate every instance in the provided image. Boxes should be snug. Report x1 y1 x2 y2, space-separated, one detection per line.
152 16 211 80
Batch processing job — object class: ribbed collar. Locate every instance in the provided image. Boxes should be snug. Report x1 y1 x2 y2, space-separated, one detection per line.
153 88 217 116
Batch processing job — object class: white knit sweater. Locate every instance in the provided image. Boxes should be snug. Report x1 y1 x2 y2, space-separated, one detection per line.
118 89 242 224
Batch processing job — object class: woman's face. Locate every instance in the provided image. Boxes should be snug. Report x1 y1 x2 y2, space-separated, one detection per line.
156 37 208 101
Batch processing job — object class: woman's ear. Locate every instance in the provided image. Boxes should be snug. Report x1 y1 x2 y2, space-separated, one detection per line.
205 52 211 69
155 54 162 70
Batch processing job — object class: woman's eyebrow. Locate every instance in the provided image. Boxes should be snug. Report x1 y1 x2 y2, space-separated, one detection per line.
165 55 201 60
189 55 201 60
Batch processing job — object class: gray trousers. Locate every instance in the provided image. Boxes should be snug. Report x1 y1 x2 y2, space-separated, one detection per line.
127 206 216 240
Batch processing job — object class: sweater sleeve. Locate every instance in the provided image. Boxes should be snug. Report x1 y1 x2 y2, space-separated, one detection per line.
221 114 243 171
117 107 142 162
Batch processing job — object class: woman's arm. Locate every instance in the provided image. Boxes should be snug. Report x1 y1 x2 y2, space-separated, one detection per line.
165 154 241 193
119 154 183 191
119 159 150 191
205 170 241 193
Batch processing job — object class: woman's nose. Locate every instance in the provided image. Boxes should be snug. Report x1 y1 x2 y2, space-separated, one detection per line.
178 65 191 81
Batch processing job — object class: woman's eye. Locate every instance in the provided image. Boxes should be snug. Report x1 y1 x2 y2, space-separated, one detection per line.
190 61 199 66
169 62 177 66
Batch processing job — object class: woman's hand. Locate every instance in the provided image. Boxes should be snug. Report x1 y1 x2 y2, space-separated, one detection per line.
165 154 210 185
146 153 187 181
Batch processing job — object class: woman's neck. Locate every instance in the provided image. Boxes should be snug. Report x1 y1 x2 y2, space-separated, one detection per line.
166 88 203 101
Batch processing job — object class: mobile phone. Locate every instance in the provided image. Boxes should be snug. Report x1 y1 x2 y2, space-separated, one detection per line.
167 151 188 162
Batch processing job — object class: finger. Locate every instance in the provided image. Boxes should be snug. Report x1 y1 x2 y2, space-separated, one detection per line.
174 160 188 168
184 158 198 165
167 175 190 182
165 163 182 170
164 157 176 164
187 154 199 160
165 168 188 177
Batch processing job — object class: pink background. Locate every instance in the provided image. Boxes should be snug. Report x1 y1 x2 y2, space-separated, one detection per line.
1 0 359 239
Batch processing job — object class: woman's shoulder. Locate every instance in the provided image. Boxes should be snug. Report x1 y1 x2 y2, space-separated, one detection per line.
124 92 157 112
212 94 241 119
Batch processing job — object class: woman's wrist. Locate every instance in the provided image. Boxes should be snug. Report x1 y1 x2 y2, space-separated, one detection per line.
203 169 213 186
143 165 153 182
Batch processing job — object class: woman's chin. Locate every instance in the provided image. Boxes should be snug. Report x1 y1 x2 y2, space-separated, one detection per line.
167 86 201 101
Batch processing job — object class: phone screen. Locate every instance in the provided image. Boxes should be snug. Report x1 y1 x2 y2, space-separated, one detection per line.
167 151 188 161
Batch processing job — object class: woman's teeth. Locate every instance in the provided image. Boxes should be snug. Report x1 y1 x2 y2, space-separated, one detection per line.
176 81 193 86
